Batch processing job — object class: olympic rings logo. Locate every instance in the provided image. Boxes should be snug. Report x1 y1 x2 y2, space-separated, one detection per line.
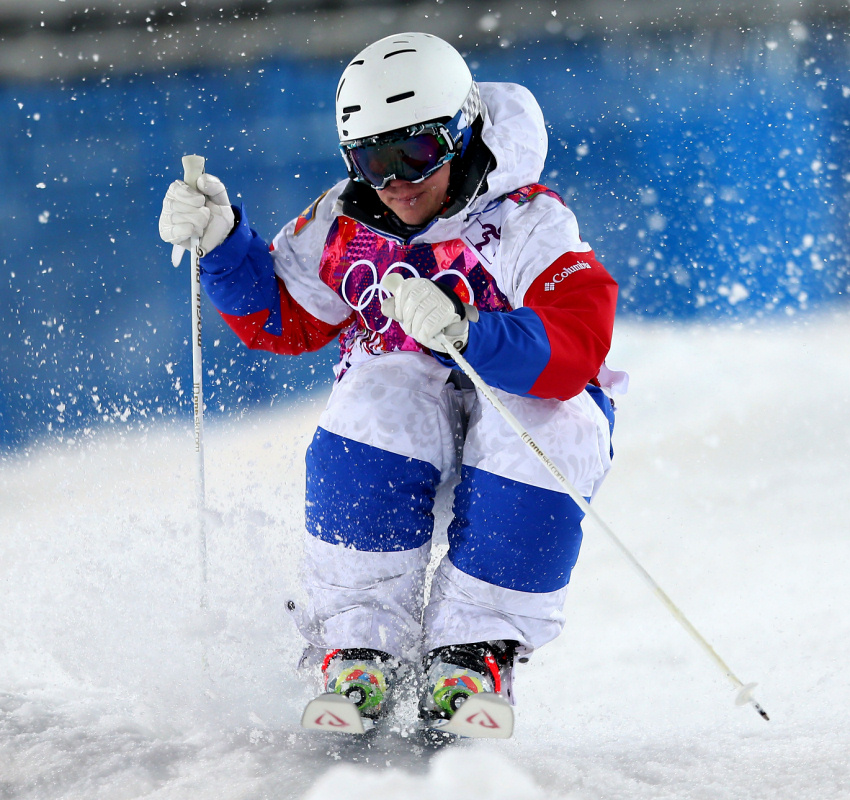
340 260 475 333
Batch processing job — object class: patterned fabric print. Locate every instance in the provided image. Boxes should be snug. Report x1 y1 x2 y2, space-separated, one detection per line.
505 183 564 207
320 216 513 361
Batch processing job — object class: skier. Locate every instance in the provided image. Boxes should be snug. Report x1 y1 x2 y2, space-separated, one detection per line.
159 32 623 735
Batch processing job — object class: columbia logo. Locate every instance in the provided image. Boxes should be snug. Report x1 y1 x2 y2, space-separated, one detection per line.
544 261 592 290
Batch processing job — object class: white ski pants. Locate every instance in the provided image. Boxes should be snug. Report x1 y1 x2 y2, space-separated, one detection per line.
289 351 614 662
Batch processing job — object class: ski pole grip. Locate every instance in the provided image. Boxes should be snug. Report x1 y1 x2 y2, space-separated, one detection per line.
182 154 206 190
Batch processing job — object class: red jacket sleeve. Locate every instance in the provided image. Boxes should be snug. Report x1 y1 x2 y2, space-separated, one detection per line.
522 250 618 399
445 249 617 401
199 205 354 356
218 275 354 356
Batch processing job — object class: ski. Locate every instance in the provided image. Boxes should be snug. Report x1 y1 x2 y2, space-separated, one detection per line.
424 693 514 739
301 691 514 739
300 692 371 734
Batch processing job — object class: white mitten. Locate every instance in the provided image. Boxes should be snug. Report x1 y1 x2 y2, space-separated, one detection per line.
381 274 471 352
159 173 235 257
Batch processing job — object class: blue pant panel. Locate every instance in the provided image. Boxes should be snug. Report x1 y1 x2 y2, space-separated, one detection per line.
305 427 439 552
448 465 586 593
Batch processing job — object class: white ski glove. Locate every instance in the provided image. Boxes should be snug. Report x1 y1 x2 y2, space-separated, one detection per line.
380 274 476 353
159 173 235 257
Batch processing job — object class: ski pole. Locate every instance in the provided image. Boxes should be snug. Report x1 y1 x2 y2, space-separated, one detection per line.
172 154 208 611
433 331 770 722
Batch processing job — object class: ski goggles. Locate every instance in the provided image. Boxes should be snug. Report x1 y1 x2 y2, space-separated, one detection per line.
340 122 460 190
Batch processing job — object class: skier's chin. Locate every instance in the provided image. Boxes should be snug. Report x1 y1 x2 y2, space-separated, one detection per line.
387 196 436 226
376 163 451 227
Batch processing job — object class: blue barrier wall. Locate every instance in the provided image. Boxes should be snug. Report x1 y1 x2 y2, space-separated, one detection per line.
2 27 849 450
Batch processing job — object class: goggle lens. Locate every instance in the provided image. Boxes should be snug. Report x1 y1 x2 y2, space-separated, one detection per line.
346 130 453 189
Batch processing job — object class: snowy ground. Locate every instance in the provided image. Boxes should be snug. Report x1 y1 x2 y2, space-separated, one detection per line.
2 313 849 799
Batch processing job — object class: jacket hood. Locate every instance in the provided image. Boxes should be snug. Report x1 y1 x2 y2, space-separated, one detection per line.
475 81 548 204
412 81 548 242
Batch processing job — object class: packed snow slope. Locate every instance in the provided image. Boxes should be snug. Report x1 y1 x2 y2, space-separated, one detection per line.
1 314 849 799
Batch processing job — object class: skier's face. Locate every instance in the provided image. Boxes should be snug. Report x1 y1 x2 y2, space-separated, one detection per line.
376 162 451 226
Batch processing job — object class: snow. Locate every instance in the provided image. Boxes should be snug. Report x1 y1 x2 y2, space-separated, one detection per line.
2 313 849 799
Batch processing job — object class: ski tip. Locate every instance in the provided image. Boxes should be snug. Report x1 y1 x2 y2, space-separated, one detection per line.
301 692 365 734
440 693 514 739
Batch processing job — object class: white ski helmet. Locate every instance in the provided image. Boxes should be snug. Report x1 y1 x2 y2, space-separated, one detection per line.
336 32 482 143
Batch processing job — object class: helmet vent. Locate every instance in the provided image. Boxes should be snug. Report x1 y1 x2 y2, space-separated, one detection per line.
384 49 416 59
386 91 414 104
340 104 360 123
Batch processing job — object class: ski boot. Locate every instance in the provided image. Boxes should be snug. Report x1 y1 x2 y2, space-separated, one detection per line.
301 648 398 734
418 640 518 739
